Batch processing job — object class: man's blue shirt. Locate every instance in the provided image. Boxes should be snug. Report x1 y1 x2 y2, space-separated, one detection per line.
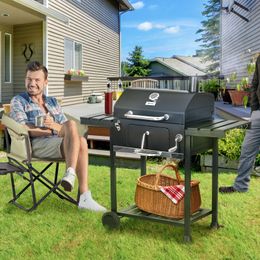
10 92 67 125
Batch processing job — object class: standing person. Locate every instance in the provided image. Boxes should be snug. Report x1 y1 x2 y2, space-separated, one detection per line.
219 55 260 193
9 61 106 211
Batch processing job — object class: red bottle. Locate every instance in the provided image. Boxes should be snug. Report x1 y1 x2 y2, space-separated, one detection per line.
105 80 113 114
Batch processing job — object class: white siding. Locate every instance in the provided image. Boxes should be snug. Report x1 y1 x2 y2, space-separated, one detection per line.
13 23 43 95
221 0 259 82
47 0 120 106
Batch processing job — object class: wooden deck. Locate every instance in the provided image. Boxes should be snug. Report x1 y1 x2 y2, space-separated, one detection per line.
214 101 250 121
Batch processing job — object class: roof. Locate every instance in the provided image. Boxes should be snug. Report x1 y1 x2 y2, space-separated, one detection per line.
150 56 212 76
11 0 69 24
173 55 212 72
117 0 134 11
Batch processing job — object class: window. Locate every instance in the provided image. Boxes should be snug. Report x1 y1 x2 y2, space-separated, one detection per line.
5 33 11 83
64 38 82 72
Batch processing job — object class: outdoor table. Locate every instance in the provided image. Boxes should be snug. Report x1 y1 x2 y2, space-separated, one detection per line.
80 114 248 242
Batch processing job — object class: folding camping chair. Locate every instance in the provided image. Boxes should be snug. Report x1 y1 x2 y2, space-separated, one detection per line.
0 114 79 211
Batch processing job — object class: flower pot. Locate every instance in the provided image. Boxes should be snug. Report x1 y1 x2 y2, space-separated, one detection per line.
221 89 232 104
228 90 249 106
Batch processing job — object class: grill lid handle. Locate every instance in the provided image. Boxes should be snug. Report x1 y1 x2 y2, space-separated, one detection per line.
124 110 169 121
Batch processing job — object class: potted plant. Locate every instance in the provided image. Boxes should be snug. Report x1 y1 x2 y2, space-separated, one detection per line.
228 73 251 107
64 69 89 81
247 62 256 76
199 78 220 100
219 78 232 104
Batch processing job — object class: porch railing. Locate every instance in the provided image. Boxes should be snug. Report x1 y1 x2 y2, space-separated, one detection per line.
107 76 211 93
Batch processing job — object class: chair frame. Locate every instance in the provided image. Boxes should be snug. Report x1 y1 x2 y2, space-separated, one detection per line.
1 114 79 212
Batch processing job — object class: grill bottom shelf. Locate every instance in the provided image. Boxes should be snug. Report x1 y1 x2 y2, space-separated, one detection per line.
116 205 212 226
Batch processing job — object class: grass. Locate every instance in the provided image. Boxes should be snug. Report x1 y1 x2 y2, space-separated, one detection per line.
0 157 259 260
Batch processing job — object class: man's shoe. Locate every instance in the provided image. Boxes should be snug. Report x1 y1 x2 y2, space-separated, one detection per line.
219 186 237 193
61 168 76 192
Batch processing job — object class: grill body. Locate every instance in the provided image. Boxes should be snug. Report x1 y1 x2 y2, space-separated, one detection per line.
112 88 215 154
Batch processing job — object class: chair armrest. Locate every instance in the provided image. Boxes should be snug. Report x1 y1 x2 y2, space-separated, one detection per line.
1 114 29 136
1 114 32 162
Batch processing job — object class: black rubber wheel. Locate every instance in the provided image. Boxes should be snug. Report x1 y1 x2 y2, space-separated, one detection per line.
102 211 120 229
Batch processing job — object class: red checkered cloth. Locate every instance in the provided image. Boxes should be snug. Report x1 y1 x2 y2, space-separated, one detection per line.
159 185 185 204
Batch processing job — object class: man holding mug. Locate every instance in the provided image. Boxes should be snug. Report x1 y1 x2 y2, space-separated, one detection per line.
9 61 106 212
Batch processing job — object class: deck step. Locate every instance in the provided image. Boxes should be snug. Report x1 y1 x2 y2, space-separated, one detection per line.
88 149 141 169
87 135 110 141
87 135 110 149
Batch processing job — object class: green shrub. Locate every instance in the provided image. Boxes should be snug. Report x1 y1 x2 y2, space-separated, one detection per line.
218 128 245 160
202 128 260 165
218 128 260 164
199 78 220 93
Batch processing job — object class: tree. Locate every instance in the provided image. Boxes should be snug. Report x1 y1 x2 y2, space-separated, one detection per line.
123 46 150 76
196 0 220 73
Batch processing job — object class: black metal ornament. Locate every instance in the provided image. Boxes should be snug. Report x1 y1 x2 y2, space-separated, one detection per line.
23 43 34 62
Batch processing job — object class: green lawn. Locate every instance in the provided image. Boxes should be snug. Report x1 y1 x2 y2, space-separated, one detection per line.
0 158 259 260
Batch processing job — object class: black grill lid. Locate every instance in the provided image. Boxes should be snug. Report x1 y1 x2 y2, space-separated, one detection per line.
114 88 214 125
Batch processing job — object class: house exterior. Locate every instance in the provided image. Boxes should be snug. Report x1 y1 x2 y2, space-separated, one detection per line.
148 56 212 90
221 0 258 82
0 0 132 106
148 56 211 77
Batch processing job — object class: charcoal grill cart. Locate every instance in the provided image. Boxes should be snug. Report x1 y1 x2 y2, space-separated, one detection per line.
80 88 248 242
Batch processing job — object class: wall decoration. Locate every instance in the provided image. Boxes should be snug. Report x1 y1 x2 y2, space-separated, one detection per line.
23 43 34 62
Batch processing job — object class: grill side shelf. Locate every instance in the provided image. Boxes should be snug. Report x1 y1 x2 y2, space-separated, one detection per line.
113 145 184 159
185 120 249 138
80 114 116 128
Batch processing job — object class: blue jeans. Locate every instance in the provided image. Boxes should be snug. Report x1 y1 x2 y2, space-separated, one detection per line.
234 110 260 191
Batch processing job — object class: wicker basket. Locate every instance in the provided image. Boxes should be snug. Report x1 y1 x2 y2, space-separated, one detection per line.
135 164 201 219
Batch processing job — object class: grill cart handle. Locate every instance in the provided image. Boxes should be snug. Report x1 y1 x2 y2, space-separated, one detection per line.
124 110 169 121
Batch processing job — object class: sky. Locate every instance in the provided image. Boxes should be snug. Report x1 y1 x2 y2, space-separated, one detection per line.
121 0 206 61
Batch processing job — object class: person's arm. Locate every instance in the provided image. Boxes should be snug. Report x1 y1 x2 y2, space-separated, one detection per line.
25 124 53 137
250 56 260 112
26 114 64 137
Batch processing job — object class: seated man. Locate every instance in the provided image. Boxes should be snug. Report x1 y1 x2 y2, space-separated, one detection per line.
9 61 106 212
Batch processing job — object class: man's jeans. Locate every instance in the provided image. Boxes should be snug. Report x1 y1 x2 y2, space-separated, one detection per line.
234 110 260 191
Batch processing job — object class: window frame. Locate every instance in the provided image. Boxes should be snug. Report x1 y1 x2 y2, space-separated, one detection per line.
4 33 12 83
64 38 83 72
